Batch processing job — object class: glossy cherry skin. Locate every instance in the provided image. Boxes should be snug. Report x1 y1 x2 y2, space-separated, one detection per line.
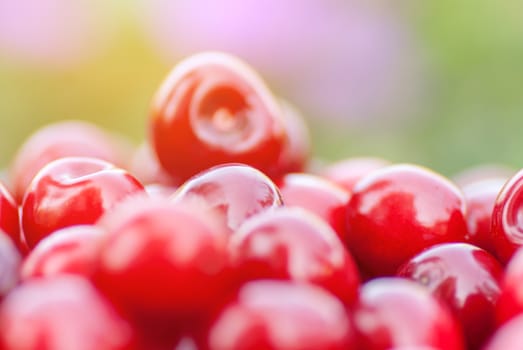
9 120 131 203
0 276 136 350
346 164 468 277
352 278 465 350
206 280 355 350
278 173 350 241
495 247 523 324
491 168 523 264
461 178 506 256
149 52 287 182
21 157 145 249
320 157 390 194
172 163 283 234
0 232 21 300
94 196 234 325
0 182 21 252
483 314 523 350
21 225 103 280
397 243 503 350
229 207 360 305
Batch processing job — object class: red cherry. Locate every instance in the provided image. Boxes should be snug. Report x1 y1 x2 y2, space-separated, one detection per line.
21 225 103 280
278 173 350 241
346 164 468 276
21 157 145 249
461 178 506 255
320 157 390 194
9 120 131 203
0 232 21 300
206 280 355 350
94 196 233 323
491 168 523 264
352 278 465 350
397 243 503 350
0 276 136 350
483 314 523 350
229 207 360 305
149 52 287 182
0 182 21 252
172 163 283 234
495 247 523 324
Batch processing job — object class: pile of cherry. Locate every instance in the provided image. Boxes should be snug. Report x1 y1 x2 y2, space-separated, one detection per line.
1 52 523 350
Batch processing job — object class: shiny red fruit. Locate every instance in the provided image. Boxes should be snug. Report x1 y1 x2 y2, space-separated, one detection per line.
495 247 523 324
229 207 360 305
172 163 283 233
0 182 21 252
21 157 145 249
206 280 355 350
352 278 465 350
491 168 523 264
0 232 21 300
483 314 523 350
21 225 103 280
149 52 287 182
94 196 233 322
9 120 131 203
397 243 503 350
0 276 136 350
278 173 350 241
346 164 468 276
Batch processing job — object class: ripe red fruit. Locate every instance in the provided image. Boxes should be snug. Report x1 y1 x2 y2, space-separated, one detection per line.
491 168 523 264
172 163 283 233
397 243 503 350
229 207 360 305
21 157 145 249
149 52 287 182
483 314 523 350
0 182 21 252
206 280 355 350
0 232 21 300
278 173 350 241
352 278 465 350
21 225 103 280
0 276 136 350
9 120 131 203
346 164 468 276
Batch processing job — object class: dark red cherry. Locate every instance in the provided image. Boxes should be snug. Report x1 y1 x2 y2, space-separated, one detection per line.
352 278 465 350
21 157 145 248
206 280 355 350
346 164 468 276
397 243 503 350
149 52 287 182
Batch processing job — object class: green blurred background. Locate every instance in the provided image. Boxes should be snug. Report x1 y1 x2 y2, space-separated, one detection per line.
0 0 522 177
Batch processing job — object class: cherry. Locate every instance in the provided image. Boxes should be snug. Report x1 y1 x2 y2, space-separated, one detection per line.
0 276 136 350
278 172 350 241
149 52 287 182
0 181 21 252
21 157 145 249
229 207 360 305
352 278 465 350
491 168 523 264
320 157 390 194
0 232 21 300
21 225 103 280
345 164 468 276
397 243 503 350
206 280 355 350
9 120 131 203
483 314 523 350
172 163 283 234
495 246 523 324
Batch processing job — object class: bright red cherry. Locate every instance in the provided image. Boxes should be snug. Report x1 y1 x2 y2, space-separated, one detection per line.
21 157 145 249
229 207 360 305
0 276 136 350
206 280 355 350
21 225 103 280
352 278 465 350
483 314 523 350
461 178 506 255
94 196 233 324
278 173 350 241
149 52 287 182
0 181 21 252
9 120 131 203
397 243 503 350
172 163 283 234
495 246 523 324
320 157 390 194
0 232 21 300
491 168 523 264
346 164 468 276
